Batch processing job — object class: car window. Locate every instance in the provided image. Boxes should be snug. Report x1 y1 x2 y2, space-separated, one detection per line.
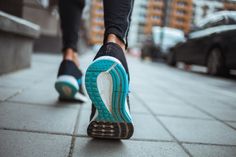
198 12 236 30
226 16 236 25
202 17 226 28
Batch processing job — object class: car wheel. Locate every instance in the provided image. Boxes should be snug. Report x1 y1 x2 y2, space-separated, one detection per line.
167 51 176 67
141 52 145 60
207 48 228 76
141 47 150 60
141 49 146 60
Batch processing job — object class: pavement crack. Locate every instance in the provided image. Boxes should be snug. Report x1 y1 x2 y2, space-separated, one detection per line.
0 127 73 136
67 106 82 157
157 85 236 132
132 92 194 157
4 90 23 101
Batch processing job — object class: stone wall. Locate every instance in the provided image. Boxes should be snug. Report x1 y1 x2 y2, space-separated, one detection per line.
0 11 40 74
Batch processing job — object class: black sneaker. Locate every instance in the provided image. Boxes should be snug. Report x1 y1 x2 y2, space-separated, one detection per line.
55 60 87 102
85 43 134 139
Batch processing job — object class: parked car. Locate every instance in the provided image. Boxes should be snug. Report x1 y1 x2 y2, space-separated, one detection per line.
152 26 185 58
141 27 185 60
141 36 161 61
167 11 236 76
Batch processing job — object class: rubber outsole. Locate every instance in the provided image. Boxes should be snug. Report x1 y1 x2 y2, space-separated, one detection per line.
55 81 78 99
87 121 134 139
85 58 133 139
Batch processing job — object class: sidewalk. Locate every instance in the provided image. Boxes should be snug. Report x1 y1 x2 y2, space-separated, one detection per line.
0 52 236 157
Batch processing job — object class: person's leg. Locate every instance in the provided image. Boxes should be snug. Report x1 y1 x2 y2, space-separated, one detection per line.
55 0 87 102
103 0 134 51
85 0 134 139
59 0 85 63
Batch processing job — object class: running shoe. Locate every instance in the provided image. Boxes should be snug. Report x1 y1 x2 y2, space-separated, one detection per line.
55 60 87 102
85 43 134 139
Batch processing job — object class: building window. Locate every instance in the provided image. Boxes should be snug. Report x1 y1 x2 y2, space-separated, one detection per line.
177 1 187 7
177 18 185 24
176 9 186 16
152 16 160 20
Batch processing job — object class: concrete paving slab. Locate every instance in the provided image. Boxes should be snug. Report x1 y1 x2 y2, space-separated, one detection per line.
183 144 236 157
73 137 189 157
133 90 212 119
1 53 236 156
0 87 21 101
133 91 188 107
127 94 150 114
195 86 236 107
189 97 235 109
227 122 236 129
150 103 211 119
0 76 37 89
198 105 236 122
0 57 58 88
151 97 187 107
155 88 236 121
77 109 173 141
8 86 83 108
2 68 48 80
179 94 236 111
132 90 170 103
1 63 54 81
0 102 78 134
160 117 236 145
131 114 173 140
0 129 71 157
32 53 61 63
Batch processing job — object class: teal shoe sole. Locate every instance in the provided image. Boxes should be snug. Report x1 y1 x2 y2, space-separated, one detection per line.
85 58 133 139
55 81 77 99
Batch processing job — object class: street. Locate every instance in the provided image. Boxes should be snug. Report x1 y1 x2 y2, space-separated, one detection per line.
0 52 236 157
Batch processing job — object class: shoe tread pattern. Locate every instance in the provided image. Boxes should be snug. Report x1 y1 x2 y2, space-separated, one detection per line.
85 59 133 139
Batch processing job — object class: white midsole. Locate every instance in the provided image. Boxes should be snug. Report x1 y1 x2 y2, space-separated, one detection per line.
125 99 132 121
75 92 88 102
97 71 113 113
94 56 122 65
56 75 79 90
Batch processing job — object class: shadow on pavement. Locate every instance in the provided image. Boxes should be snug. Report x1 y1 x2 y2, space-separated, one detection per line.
77 138 125 156
52 99 85 108
190 71 236 81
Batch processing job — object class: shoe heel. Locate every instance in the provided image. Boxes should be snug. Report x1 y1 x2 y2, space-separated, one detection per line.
55 75 79 98
87 121 134 139
85 57 134 139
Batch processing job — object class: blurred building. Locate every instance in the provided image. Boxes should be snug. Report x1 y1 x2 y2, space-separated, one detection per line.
143 0 193 34
128 0 149 47
85 0 236 47
130 0 193 47
224 0 236 10
128 0 193 47
143 0 164 35
87 0 104 45
168 0 193 33
88 0 193 47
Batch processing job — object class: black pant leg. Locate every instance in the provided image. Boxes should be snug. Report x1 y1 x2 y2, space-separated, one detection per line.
59 0 85 52
103 0 134 48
